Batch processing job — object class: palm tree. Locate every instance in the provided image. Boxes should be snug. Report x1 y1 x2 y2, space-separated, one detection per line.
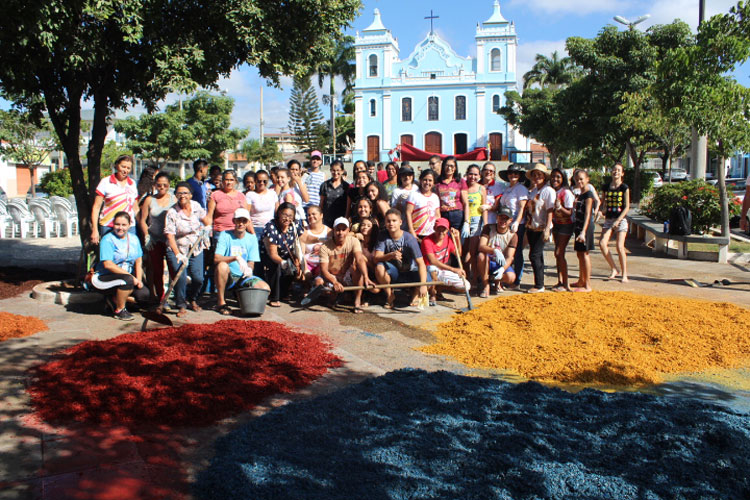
317 36 355 155
523 51 581 90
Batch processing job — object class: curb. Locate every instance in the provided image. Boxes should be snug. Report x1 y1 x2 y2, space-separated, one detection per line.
31 281 103 306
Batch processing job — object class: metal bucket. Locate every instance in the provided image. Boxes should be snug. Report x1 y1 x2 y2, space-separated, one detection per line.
235 287 270 316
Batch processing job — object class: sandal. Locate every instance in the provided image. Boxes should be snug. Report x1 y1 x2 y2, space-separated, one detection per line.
353 306 364 314
384 296 396 310
215 304 232 316
189 301 202 312
176 308 188 318
268 301 281 308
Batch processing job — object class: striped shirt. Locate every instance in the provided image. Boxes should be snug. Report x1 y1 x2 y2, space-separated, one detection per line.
95 175 138 227
304 170 326 207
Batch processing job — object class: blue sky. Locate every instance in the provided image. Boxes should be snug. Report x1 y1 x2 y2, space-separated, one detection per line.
2 0 746 139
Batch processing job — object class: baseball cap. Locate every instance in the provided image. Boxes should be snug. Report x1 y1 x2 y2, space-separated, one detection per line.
435 218 450 230
497 206 513 219
310 150 322 159
233 208 251 220
333 217 350 228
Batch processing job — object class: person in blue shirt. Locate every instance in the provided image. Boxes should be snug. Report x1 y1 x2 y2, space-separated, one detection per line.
187 159 209 209
214 208 270 315
90 211 152 321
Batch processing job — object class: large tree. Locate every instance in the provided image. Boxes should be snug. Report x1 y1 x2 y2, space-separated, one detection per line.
0 0 361 244
565 21 694 201
288 75 325 153
654 2 750 237
0 110 58 196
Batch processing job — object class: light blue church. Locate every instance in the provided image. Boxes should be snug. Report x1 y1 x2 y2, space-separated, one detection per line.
352 1 528 163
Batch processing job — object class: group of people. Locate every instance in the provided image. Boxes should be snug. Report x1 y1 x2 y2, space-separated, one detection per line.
86 151 631 320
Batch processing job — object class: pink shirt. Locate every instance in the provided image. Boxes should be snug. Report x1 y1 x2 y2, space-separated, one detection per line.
211 190 246 232
437 180 464 212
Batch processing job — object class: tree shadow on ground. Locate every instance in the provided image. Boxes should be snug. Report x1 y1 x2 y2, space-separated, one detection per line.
194 369 750 500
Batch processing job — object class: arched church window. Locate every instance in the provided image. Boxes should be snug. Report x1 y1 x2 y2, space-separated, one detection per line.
455 96 466 120
428 96 439 121
490 48 502 72
369 54 378 77
492 95 500 113
402 97 412 121
370 99 376 117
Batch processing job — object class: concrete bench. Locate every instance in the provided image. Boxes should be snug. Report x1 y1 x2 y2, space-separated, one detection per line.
625 214 729 263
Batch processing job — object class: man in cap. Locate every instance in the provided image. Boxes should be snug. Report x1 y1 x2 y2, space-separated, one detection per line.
311 217 374 313
477 206 518 297
213 208 270 315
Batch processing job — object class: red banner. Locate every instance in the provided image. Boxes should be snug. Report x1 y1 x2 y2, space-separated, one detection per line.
398 142 488 162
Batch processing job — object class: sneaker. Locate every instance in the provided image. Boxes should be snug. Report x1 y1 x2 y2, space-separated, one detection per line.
114 308 134 321
527 287 546 294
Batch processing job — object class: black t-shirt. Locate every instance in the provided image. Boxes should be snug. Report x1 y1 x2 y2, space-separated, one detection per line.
319 179 350 226
574 190 595 232
603 183 628 219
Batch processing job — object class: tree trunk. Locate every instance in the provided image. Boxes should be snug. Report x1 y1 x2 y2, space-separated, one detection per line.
627 141 642 203
45 90 93 249
549 151 558 170
718 153 730 237
29 167 37 197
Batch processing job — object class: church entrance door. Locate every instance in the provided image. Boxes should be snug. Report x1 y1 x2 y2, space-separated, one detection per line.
367 136 380 162
425 132 442 154
489 133 503 161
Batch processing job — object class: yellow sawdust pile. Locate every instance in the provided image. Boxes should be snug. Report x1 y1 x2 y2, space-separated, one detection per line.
0 311 47 341
421 292 750 386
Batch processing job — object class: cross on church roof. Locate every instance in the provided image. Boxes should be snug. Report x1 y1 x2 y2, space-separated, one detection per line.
425 10 439 34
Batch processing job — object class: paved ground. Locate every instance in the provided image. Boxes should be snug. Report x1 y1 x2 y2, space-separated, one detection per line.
1 230 749 499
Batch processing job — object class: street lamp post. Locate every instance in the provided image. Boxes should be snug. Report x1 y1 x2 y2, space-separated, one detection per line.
613 14 651 30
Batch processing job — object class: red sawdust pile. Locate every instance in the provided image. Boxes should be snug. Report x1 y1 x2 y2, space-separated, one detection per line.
28 320 342 427
0 311 47 341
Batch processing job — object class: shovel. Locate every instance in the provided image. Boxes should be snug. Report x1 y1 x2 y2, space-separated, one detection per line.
141 232 206 329
301 281 441 307
450 231 473 312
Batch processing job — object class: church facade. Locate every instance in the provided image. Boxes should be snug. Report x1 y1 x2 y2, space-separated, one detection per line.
352 1 528 163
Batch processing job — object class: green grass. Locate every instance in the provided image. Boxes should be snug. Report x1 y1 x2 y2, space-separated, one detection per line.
687 241 750 253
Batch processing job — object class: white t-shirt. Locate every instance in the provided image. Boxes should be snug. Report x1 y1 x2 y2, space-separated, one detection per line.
246 190 277 228
391 185 417 213
406 190 440 236
486 181 508 224
279 188 305 221
527 185 556 229
500 182 530 220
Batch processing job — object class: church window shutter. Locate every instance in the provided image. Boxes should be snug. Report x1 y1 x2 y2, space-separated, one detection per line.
490 49 502 72
369 55 378 77
455 96 466 120
428 96 439 121
401 98 412 121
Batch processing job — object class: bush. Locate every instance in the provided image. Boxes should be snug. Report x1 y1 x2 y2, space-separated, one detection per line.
39 169 74 197
640 180 741 234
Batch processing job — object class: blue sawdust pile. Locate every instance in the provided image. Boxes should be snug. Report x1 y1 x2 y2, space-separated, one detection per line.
194 369 750 500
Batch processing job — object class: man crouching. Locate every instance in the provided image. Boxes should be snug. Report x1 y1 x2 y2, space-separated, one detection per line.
311 217 375 313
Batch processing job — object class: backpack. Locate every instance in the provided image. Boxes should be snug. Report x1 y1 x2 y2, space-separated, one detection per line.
669 206 692 236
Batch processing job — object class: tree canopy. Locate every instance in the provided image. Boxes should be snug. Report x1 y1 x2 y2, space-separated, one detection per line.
288 75 325 153
0 0 361 243
0 110 58 196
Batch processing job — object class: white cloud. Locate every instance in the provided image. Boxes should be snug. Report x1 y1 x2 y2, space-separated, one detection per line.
639 0 738 30
509 0 627 15
515 39 568 89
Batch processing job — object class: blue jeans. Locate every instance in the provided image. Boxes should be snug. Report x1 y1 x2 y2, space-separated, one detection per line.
166 248 204 308
513 224 526 285
380 261 431 284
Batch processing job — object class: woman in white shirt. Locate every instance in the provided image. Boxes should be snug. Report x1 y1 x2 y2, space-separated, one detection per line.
499 164 529 289
525 164 556 293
